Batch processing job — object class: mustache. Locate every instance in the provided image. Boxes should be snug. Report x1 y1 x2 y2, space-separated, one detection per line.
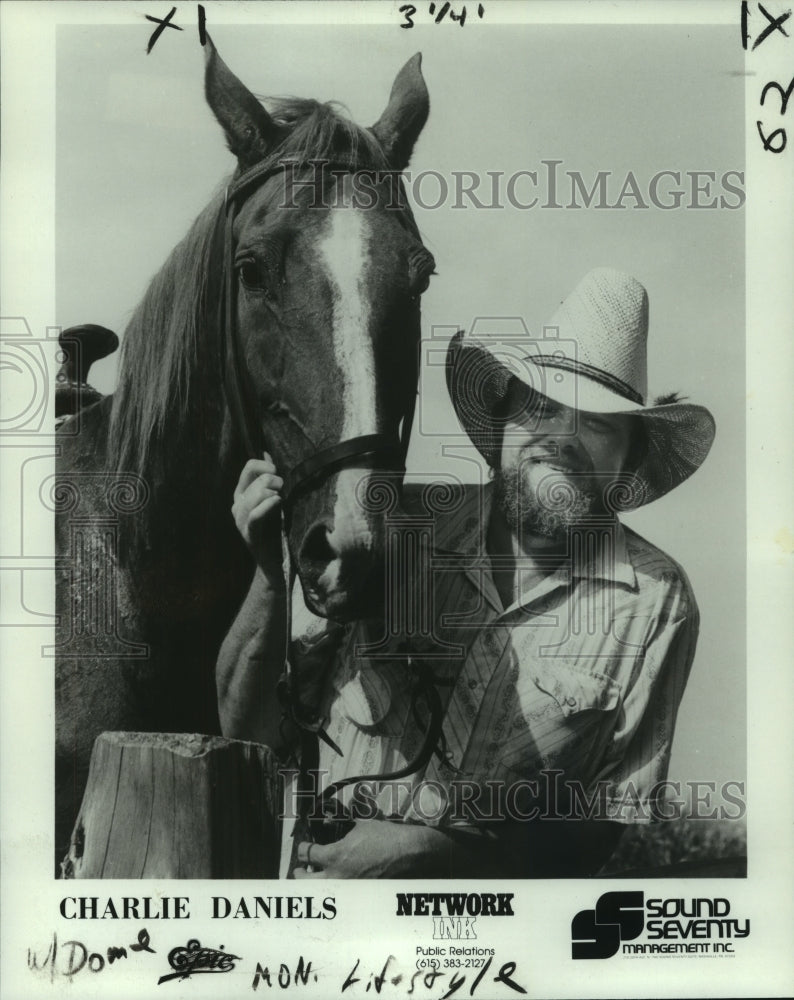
516 444 594 476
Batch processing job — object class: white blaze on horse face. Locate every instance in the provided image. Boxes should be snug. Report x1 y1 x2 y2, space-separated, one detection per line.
316 206 376 568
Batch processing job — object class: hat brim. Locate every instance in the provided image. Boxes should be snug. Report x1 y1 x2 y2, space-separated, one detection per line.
445 332 716 510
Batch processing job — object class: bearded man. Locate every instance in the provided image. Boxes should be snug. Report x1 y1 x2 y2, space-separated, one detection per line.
218 268 716 878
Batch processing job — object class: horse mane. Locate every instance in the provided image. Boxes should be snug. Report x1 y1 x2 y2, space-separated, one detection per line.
107 195 223 481
107 99 390 487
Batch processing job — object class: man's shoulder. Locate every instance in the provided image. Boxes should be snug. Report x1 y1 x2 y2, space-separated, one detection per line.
620 522 698 618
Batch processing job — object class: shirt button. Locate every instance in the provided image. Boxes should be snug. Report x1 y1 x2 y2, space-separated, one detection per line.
565 696 577 708
468 678 478 690
484 632 501 654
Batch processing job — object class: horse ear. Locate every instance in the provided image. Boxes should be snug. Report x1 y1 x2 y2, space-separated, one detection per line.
204 34 279 168
371 53 429 170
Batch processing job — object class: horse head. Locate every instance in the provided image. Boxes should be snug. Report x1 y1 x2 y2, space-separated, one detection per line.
205 40 433 620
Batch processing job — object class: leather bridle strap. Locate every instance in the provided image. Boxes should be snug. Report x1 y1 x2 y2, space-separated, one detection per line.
221 204 261 462
281 433 404 509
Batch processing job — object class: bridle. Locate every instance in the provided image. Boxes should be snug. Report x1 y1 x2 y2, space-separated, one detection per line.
215 156 417 507
213 156 441 847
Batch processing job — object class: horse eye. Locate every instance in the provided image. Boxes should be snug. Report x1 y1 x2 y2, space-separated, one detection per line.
238 260 263 289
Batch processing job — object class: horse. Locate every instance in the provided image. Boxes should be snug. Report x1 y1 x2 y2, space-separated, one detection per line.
54 37 434 871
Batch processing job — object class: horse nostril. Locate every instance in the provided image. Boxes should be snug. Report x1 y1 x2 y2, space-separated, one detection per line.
299 522 338 572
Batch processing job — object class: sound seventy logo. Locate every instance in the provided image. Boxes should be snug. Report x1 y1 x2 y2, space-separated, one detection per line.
571 892 750 959
571 892 644 960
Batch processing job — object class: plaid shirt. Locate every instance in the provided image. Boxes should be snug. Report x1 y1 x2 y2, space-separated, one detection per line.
294 483 699 828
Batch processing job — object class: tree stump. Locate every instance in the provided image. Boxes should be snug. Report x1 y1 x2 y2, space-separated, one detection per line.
61 732 281 879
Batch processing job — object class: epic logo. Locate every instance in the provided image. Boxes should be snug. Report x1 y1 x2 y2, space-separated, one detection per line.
571 891 644 959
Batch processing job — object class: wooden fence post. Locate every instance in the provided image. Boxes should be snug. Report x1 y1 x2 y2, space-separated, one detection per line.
61 732 281 879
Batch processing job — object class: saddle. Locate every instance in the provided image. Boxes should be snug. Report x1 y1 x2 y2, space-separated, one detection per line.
55 323 118 423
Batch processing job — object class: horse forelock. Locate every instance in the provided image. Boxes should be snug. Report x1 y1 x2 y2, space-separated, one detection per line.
261 97 390 172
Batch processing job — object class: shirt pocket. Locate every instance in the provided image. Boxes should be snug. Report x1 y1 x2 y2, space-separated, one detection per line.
530 658 623 718
496 659 624 779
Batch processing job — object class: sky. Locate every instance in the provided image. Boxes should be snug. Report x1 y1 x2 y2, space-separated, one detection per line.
55 19 746 792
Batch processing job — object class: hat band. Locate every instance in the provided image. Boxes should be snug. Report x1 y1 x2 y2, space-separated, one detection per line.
529 355 644 406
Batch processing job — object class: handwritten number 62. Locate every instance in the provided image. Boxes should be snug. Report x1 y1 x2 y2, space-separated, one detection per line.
757 75 793 154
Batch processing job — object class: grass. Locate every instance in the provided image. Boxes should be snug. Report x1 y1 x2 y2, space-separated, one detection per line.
600 818 747 877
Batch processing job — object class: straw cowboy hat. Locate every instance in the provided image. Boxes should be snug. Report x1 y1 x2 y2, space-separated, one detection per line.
445 267 716 509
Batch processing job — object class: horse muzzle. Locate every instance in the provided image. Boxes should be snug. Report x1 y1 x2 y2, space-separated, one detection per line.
296 523 388 621
290 466 403 621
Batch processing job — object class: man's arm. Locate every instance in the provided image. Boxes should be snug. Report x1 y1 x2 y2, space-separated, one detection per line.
216 566 287 745
216 456 287 746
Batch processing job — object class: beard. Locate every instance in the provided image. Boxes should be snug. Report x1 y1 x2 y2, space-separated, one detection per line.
493 462 599 540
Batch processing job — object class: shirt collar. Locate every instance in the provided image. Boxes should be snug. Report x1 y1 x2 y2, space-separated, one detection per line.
431 482 637 591
571 517 637 590
431 483 489 556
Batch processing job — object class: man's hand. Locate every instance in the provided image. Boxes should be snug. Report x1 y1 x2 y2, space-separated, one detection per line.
293 820 474 879
293 818 625 879
232 453 284 585
217 453 287 744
